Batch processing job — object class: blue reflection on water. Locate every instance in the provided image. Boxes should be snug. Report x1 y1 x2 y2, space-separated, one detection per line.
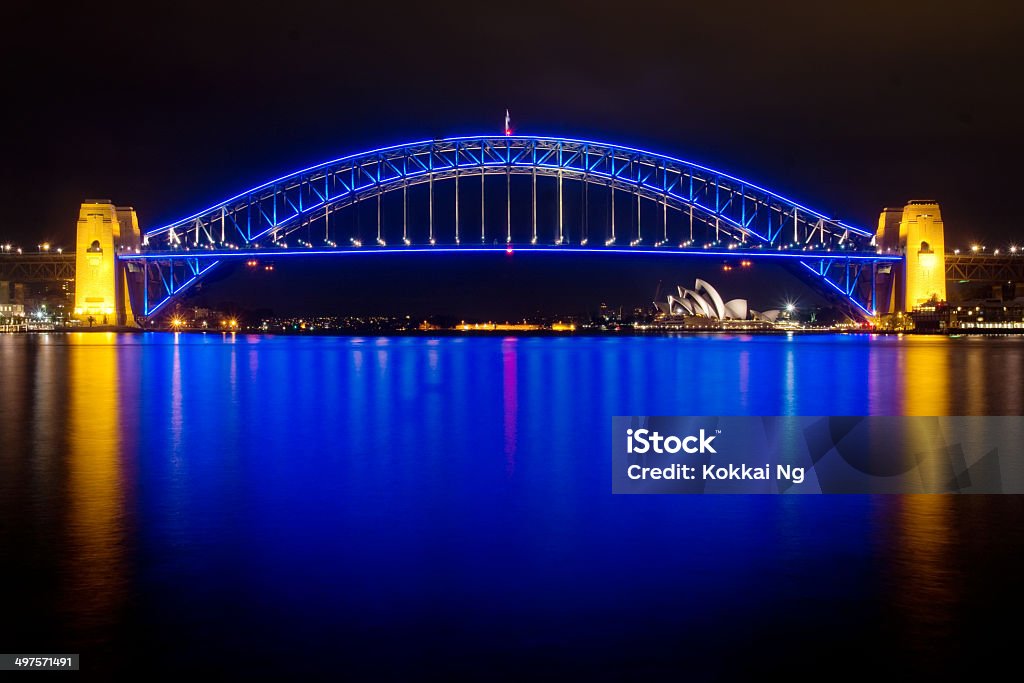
125 335 884 673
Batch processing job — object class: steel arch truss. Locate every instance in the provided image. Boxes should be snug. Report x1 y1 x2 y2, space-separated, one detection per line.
143 136 875 251
138 257 220 318
796 257 882 319
134 135 891 322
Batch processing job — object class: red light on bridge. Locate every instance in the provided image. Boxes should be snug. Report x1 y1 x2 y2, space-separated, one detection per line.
506 244 514 255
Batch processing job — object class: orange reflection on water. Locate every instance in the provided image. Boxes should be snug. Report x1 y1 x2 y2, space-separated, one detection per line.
878 494 957 659
899 338 951 416
64 333 129 643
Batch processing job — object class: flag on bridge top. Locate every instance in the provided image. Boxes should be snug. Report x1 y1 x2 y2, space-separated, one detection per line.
505 110 512 136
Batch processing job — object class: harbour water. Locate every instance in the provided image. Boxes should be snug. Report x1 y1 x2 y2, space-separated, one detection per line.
1 333 1023 677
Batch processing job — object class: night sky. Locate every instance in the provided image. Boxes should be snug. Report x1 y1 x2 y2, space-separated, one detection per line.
3 1 1022 315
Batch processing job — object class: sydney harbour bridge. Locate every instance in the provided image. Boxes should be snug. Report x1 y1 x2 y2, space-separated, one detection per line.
5 133 1012 324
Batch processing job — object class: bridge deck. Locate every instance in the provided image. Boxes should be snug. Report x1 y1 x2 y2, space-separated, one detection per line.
122 244 901 262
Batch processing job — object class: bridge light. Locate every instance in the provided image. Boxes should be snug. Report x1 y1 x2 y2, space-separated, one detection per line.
1012 245 1019 254
954 249 960 255
971 244 979 252
994 249 1000 255
56 247 62 254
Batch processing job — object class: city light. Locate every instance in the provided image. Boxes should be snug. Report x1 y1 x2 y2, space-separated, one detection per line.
170 317 184 329
971 244 980 252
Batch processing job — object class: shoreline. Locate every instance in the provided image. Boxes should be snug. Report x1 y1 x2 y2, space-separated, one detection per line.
5 327 1024 338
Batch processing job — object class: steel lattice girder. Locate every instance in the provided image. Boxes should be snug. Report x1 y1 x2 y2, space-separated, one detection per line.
796 257 883 319
0 255 75 282
142 136 875 251
137 257 219 317
945 255 1024 282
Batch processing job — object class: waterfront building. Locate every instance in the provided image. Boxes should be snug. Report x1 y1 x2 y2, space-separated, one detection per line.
0 303 26 331
911 298 1024 333
653 278 780 329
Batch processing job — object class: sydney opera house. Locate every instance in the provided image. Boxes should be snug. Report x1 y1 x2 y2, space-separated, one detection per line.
653 279 781 329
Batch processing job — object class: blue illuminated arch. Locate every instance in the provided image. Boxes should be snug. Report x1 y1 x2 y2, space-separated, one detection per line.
128 135 895 321
142 135 873 249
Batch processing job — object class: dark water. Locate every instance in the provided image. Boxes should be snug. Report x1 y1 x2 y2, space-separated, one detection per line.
2 332 1023 679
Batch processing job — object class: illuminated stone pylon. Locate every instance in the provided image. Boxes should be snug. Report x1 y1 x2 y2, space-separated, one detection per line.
875 200 946 312
73 200 141 326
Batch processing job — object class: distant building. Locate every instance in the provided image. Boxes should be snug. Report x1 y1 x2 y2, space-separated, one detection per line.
0 303 25 321
0 303 26 330
653 279 780 328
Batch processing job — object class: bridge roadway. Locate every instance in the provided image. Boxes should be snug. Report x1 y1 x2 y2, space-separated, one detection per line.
5 247 1022 316
4 249 1013 286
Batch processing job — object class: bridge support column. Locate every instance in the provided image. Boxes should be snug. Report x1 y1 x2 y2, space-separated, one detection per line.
73 200 141 326
875 200 946 312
